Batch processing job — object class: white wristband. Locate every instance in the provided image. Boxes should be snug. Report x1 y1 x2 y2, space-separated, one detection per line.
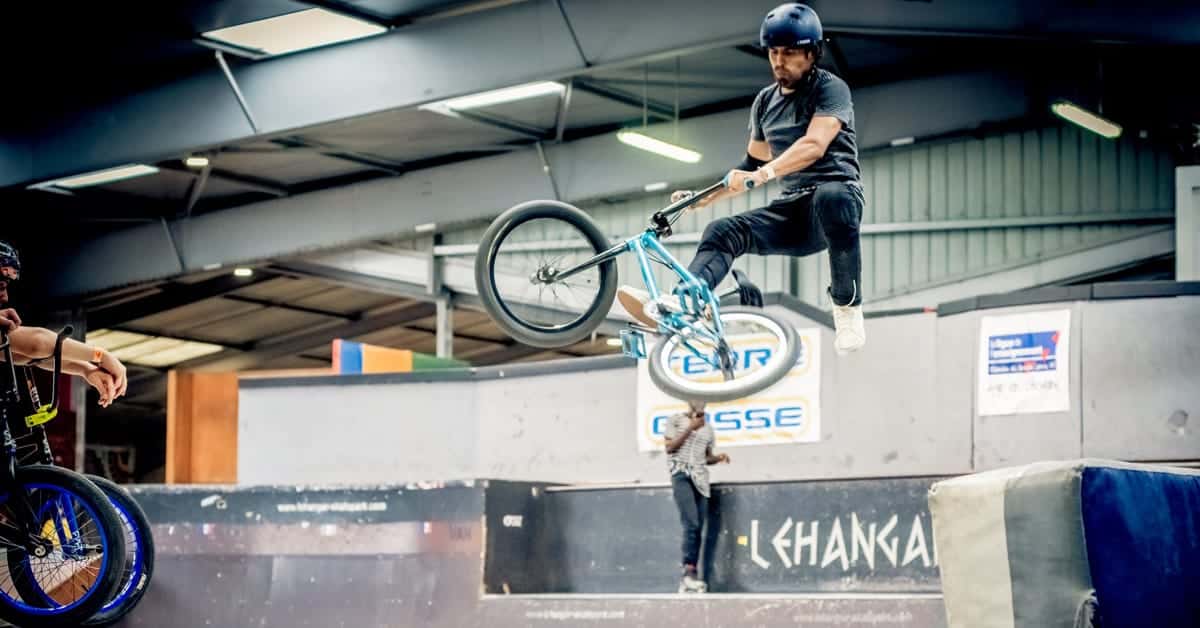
761 165 776 181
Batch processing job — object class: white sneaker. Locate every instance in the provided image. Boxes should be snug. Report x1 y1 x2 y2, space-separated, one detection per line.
830 282 866 355
832 302 865 354
617 286 681 329
679 573 707 593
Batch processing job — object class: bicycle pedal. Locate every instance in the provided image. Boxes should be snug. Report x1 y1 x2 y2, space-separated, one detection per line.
619 329 647 359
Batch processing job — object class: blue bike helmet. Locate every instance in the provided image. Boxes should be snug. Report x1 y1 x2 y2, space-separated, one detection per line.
760 3 824 50
0 241 19 281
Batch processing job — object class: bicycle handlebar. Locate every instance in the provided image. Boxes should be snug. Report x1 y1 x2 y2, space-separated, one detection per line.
658 172 765 220
45 327 72 412
656 180 727 221
0 326 73 413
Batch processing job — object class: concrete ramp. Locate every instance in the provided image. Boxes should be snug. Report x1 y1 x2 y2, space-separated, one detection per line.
118 478 946 627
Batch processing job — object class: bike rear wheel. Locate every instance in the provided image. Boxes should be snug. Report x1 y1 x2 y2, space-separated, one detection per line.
647 307 799 402
83 475 154 627
475 200 618 348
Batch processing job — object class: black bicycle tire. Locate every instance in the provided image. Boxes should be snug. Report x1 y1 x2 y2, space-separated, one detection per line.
82 475 155 627
647 306 800 402
474 200 618 348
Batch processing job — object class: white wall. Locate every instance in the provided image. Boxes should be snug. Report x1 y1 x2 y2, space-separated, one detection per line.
1178 166 1200 281
237 297 1200 485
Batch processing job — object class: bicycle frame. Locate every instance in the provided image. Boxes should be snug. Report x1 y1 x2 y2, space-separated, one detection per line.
626 232 725 342
0 327 89 559
547 180 734 369
0 333 45 555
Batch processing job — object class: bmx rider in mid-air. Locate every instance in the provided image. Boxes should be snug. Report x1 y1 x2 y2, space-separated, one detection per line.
620 2 867 355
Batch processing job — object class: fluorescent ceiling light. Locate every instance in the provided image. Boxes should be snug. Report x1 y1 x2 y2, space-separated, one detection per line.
31 164 159 190
233 268 254 277
132 342 226 368
1051 100 1122 139
419 82 564 113
185 155 210 168
606 338 623 346
643 182 669 192
87 329 226 368
201 8 386 57
889 136 915 147
617 130 702 164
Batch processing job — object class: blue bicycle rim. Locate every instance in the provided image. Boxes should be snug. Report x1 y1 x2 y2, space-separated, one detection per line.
0 482 112 615
97 496 144 613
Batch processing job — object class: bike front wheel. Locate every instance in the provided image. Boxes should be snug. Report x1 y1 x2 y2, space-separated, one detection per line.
475 200 618 348
647 306 799 402
0 464 128 628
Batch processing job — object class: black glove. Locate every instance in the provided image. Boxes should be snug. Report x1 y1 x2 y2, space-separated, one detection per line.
731 269 763 307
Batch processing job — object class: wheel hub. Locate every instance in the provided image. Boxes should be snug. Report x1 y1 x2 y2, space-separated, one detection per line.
531 266 558 284
717 340 736 382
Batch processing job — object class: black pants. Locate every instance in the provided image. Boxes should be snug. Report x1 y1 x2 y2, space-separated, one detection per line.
671 472 708 569
687 180 865 306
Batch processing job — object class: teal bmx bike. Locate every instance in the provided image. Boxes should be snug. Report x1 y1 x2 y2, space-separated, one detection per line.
474 178 798 402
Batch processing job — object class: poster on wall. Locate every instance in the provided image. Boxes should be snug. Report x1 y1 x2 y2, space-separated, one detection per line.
977 309 1071 416
635 327 821 452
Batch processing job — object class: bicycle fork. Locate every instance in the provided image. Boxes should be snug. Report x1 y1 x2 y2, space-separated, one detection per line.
619 231 734 373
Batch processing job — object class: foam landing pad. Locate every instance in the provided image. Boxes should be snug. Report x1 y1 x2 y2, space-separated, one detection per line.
929 458 1200 628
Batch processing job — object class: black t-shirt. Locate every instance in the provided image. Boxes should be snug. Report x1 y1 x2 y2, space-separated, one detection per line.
749 68 862 195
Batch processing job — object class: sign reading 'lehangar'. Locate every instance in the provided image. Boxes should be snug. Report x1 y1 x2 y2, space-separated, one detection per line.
742 512 937 571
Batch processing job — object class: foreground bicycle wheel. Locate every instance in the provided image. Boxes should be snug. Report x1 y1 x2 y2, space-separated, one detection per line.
475 200 618 348
647 306 799 402
83 475 154 627
0 465 127 628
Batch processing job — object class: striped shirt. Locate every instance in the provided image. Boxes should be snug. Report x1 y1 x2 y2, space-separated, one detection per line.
664 413 715 498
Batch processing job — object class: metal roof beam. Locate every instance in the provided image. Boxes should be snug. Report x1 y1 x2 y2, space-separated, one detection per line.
571 79 675 122
87 272 275 329
14 0 1188 190
180 300 438 371
269 137 407 175
160 162 290 197
220 293 361 320
449 110 551 140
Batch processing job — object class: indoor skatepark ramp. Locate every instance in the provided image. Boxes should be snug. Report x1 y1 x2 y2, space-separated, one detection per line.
118 478 946 628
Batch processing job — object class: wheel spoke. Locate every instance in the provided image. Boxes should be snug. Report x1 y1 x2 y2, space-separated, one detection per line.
488 215 606 334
